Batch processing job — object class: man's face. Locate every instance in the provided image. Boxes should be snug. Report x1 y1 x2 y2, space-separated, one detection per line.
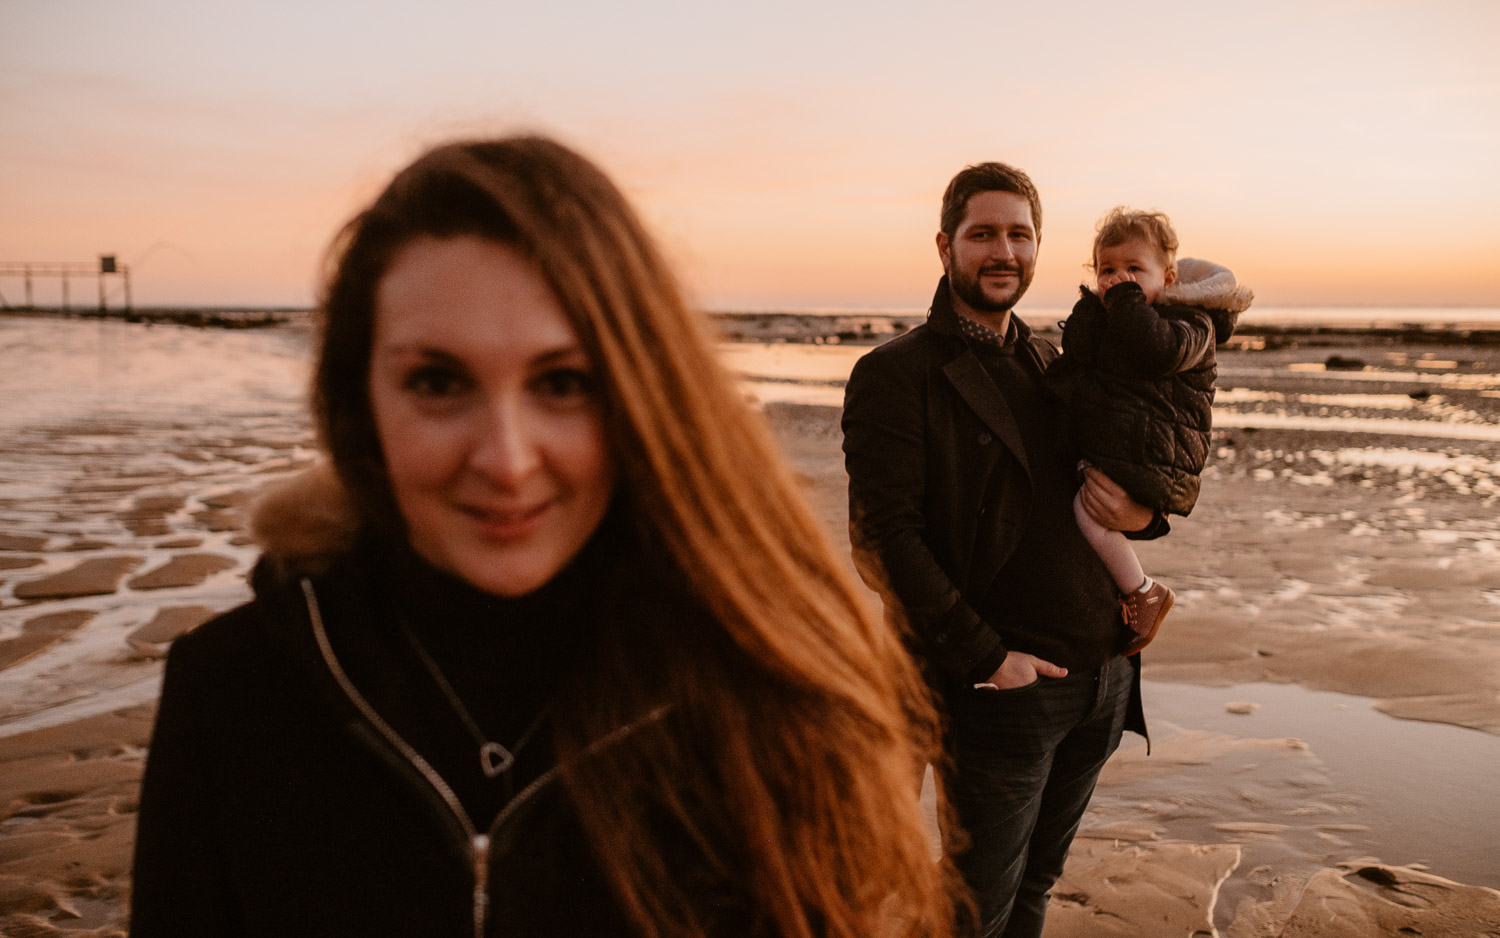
936 190 1038 315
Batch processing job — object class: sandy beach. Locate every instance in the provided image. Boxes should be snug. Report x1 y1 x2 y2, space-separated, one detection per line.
770 395 1500 937
2 316 1498 935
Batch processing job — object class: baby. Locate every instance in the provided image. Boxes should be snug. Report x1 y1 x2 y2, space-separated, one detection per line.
1046 207 1252 655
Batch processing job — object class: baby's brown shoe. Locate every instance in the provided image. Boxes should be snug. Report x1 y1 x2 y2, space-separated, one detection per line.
1120 580 1175 656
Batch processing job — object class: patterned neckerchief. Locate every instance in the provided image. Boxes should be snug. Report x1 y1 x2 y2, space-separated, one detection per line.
957 312 1016 350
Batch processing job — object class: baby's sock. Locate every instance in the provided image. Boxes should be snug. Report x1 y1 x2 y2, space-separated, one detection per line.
1135 576 1154 594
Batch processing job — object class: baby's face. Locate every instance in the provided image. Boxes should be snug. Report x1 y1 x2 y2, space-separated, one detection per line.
1095 238 1175 303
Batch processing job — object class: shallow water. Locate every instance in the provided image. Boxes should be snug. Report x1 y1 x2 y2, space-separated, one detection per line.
0 318 314 515
728 341 1500 452
0 316 311 431
1 318 318 726
1131 680 1500 890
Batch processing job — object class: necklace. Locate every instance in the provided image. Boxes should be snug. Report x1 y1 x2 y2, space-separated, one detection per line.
397 618 553 780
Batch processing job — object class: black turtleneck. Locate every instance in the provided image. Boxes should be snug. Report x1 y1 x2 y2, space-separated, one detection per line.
328 528 608 829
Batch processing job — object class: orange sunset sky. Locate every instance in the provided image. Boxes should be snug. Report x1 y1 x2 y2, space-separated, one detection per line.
2 0 1497 311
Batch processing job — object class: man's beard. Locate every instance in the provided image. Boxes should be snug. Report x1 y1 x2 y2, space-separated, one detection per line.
949 255 1032 314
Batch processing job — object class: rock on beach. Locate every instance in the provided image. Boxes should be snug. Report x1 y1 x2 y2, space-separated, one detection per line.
1275 861 1500 937
126 553 237 591
0 534 49 552
0 611 96 670
1043 840 1241 938
125 605 217 658
118 495 186 538
12 557 144 601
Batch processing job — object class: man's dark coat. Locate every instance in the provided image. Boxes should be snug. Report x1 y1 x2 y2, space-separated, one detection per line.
841 277 1156 735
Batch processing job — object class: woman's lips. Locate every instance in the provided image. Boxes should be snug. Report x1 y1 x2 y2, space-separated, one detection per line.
461 502 549 539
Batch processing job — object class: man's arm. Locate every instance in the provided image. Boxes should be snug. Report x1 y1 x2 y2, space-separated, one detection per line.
1079 466 1171 540
841 350 1009 684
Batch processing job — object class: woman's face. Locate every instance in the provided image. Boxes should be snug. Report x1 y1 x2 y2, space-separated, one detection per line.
369 235 617 597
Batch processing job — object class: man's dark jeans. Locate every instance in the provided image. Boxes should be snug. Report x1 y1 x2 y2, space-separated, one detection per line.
941 655 1133 938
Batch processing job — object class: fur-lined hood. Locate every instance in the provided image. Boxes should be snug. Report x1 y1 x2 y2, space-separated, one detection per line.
1159 258 1254 314
1162 257 1251 345
248 463 359 580
1083 256 1252 345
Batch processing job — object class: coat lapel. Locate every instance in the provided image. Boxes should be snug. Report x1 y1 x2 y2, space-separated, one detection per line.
942 350 1030 478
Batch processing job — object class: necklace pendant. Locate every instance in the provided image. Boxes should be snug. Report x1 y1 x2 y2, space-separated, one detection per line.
480 741 515 779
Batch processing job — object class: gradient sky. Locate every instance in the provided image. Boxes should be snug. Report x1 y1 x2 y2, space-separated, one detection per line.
2 0 1497 310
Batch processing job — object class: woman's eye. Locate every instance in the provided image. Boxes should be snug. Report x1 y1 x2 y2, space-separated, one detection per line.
404 366 468 398
535 368 597 401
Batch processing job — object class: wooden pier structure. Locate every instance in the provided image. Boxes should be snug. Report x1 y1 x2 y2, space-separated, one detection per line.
0 256 131 313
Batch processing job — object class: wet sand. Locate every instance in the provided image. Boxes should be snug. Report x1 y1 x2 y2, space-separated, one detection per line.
770 389 1500 936
3 327 1499 934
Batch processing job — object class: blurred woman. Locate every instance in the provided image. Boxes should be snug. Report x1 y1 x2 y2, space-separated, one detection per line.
130 136 958 937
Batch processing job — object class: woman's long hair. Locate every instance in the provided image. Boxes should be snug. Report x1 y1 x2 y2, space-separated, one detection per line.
315 136 957 938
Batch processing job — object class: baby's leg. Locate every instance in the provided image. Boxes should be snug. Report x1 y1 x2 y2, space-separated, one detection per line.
1074 490 1146 594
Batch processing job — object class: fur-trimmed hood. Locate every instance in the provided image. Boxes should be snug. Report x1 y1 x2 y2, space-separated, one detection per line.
248 463 359 580
1081 256 1253 345
1159 257 1254 314
1161 257 1251 345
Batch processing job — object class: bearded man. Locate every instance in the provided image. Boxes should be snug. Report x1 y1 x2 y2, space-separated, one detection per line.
841 162 1164 938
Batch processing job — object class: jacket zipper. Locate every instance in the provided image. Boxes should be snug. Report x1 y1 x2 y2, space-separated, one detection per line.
302 578 507 938
300 578 672 937
470 833 490 936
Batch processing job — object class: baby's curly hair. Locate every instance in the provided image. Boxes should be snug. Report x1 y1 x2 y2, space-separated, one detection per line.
1091 206 1179 272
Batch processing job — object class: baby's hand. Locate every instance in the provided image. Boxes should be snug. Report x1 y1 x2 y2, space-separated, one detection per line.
1097 271 1135 293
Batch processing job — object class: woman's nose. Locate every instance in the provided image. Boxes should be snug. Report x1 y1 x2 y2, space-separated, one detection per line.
470 398 540 485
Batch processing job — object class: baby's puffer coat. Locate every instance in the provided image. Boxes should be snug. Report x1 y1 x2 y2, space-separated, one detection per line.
1044 258 1251 516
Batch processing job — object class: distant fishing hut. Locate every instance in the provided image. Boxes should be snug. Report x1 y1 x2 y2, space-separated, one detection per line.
0 255 132 313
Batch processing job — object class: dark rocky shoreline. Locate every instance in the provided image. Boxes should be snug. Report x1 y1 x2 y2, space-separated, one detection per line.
710 310 1500 347
1 307 310 329
8 307 1500 345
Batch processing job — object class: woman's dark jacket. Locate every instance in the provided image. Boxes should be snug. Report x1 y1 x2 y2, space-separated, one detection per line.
1044 258 1252 516
129 470 687 937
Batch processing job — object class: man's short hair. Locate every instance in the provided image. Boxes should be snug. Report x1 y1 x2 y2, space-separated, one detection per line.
939 162 1042 241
